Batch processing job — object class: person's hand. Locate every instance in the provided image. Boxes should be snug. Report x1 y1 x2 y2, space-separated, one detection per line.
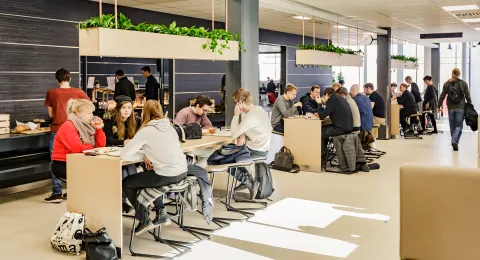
92 116 103 129
425 104 430 110
315 96 322 104
143 157 153 171
294 102 302 107
124 139 131 145
234 104 242 116
237 135 246 146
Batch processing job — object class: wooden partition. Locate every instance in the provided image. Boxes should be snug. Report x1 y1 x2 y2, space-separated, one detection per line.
390 103 400 137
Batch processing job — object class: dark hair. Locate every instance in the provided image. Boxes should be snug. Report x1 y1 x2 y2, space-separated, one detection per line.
400 83 409 89
141 66 151 73
405 76 412 82
423 75 432 81
324 87 336 96
363 83 375 90
311 85 320 92
195 95 213 107
55 68 71 83
115 70 125 76
336 87 349 96
391 82 397 87
339 80 345 85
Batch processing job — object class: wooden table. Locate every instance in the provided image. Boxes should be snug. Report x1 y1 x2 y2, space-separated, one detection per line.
391 103 400 137
66 136 233 257
284 117 323 173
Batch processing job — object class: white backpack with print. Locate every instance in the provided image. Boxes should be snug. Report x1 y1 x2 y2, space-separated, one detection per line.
49 212 84 255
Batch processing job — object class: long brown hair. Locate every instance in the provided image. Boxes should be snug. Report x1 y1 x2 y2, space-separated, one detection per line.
449 68 461 82
141 100 164 128
114 101 137 140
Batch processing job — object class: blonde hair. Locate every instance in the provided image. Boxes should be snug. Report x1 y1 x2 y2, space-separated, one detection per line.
141 100 164 128
232 88 252 104
66 99 95 114
285 84 298 93
450 68 460 82
332 83 341 90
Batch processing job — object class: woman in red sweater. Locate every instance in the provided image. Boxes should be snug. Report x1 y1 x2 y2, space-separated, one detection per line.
48 99 106 203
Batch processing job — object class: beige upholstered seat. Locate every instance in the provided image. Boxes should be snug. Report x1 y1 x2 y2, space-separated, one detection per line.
400 165 480 260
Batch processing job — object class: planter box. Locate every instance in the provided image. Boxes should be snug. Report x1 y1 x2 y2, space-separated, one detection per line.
296 50 363 67
79 28 239 61
391 59 418 70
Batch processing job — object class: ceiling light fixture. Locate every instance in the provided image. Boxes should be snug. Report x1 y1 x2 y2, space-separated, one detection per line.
443 5 479 12
461 18 480 23
448 43 452 50
475 28 480 30
334 25 348 29
292 16 311 20
362 32 375 35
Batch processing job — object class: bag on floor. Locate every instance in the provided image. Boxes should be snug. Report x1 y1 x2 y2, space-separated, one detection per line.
82 228 118 260
49 212 84 255
255 162 275 199
270 146 300 173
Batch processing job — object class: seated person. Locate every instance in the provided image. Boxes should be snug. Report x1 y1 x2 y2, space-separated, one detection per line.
319 88 353 160
350 84 373 132
363 83 386 126
332 83 341 91
396 83 418 132
390 83 397 99
103 95 142 213
121 100 188 235
51 99 106 202
271 84 302 133
300 85 322 114
337 87 361 132
230 88 272 199
174 95 213 129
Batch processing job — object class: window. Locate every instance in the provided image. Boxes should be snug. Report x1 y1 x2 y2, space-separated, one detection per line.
259 53 281 81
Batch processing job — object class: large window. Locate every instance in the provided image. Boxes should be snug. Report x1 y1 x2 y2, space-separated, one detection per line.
259 53 281 81
440 42 463 90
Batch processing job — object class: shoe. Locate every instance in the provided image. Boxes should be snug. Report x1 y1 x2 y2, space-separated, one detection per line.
134 220 160 236
122 202 133 214
431 130 438 134
234 183 248 192
249 181 260 200
153 208 171 226
44 194 63 203
452 143 459 151
360 164 370 172
62 193 67 199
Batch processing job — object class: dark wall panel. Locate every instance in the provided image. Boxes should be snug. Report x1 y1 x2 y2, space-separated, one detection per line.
175 60 225 73
175 74 224 93
0 100 46 123
0 0 86 21
288 75 333 89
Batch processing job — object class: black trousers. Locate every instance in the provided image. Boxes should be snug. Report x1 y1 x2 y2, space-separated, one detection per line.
123 170 187 223
51 161 66 179
422 112 437 131
122 164 137 203
273 122 284 133
400 107 417 131
322 125 349 156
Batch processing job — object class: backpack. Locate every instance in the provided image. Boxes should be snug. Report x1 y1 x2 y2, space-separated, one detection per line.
270 146 300 173
448 80 464 104
207 144 251 165
172 122 202 143
268 92 277 104
49 212 84 255
255 162 275 199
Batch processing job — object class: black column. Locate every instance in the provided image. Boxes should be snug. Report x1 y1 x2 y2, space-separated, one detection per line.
280 46 287 95
376 27 391 140
431 43 440 90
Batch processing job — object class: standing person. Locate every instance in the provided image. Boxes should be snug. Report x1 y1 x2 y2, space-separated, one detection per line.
50 99 106 203
363 83 386 126
141 66 159 101
114 70 136 101
438 68 472 151
121 100 187 235
300 85 322 114
174 95 213 129
266 78 276 94
230 88 272 199
44 68 90 203
217 75 226 113
422 76 438 133
405 76 422 112
396 83 417 133
103 95 142 213
271 84 302 133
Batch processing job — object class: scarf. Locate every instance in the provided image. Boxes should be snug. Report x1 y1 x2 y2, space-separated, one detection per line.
67 113 97 146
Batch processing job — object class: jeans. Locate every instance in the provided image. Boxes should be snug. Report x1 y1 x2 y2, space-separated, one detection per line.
232 148 268 184
51 161 66 179
123 171 187 224
448 109 465 145
49 133 63 196
322 125 349 156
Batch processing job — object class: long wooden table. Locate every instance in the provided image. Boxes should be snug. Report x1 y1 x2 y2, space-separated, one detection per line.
67 135 233 257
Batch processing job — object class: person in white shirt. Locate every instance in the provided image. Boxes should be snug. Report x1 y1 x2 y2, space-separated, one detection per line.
121 100 187 236
230 88 272 199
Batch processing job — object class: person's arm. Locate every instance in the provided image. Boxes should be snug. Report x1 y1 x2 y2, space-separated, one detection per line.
319 100 334 120
277 99 298 118
114 83 120 98
102 120 124 146
120 129 147 161
463 82 472 104
230 115 256 138
370 102 375 109
58 126 95 152
44 91 54 118
95 128 107 148
47 107 54 118
438 83 449 107
200 114 213 129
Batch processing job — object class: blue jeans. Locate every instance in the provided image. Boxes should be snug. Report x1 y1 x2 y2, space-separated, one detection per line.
49 133 63 196
448 109 464 145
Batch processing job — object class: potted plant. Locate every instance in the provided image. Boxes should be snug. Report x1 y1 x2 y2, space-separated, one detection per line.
391 55 419 70
296 44 364 67
134 80 140 89
94 80 100 88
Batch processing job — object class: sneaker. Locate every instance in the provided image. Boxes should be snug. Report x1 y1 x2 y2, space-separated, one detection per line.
153 208 171 226
452 142 459 151
63 193 67 199
431 130 438 134
122 202 133 214
134 220 160 236
44 194 63 203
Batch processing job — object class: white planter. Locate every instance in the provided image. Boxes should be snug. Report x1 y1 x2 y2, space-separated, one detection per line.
391 59 418 70
296 50 363 67
79 28 239 61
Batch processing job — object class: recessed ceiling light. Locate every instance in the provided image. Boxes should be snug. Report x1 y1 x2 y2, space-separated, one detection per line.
292 16 311 20
334 25 348 29
475 28 480 30
362 32 375 35
443 5 479 12
462 18 480 23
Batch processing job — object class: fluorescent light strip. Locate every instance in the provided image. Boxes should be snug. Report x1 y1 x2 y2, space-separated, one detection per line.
443 5 479 12
461 18 480 23
292 16 311 20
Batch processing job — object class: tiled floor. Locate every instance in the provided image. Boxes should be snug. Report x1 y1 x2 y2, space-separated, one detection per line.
0 129 478 260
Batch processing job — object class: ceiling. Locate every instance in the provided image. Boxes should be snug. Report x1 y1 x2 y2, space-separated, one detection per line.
92 0 480 47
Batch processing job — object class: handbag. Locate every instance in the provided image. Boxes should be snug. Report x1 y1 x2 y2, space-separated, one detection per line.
270 146 300 173
172 122 202 143
50 212 84 255
80 228 118 260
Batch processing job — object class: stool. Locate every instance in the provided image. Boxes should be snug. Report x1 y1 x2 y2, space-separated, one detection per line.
403 114 423 139
128 178 198 259
372 123 381 139
322 137 338 171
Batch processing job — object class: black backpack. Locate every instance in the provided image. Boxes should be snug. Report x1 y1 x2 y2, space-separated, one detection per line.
255 162 275 199
448 80 464 104
172 122 202 143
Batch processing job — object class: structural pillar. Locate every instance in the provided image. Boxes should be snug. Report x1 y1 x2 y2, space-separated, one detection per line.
424 47 432 77
431 44 440 90
396 44 404 84
225 0 260 125
376 27 391 140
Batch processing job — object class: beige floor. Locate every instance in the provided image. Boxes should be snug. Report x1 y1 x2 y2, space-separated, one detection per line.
0 129 478 260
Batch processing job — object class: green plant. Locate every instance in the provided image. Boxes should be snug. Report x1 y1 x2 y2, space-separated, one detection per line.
134 80 140 84
336 72 344 83
332 71 337 84
391 55 419 67
296 44 363 56
94 80 100 85
77 13 245 55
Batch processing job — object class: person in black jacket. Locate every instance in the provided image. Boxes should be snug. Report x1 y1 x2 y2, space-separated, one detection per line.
422 75 438 133
397 83 417 132
114 70 136 101
103 95 142 213
141 66 160 101
266 78 277 94
405 76 422 112
300 85 322 114
319 87 353 160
